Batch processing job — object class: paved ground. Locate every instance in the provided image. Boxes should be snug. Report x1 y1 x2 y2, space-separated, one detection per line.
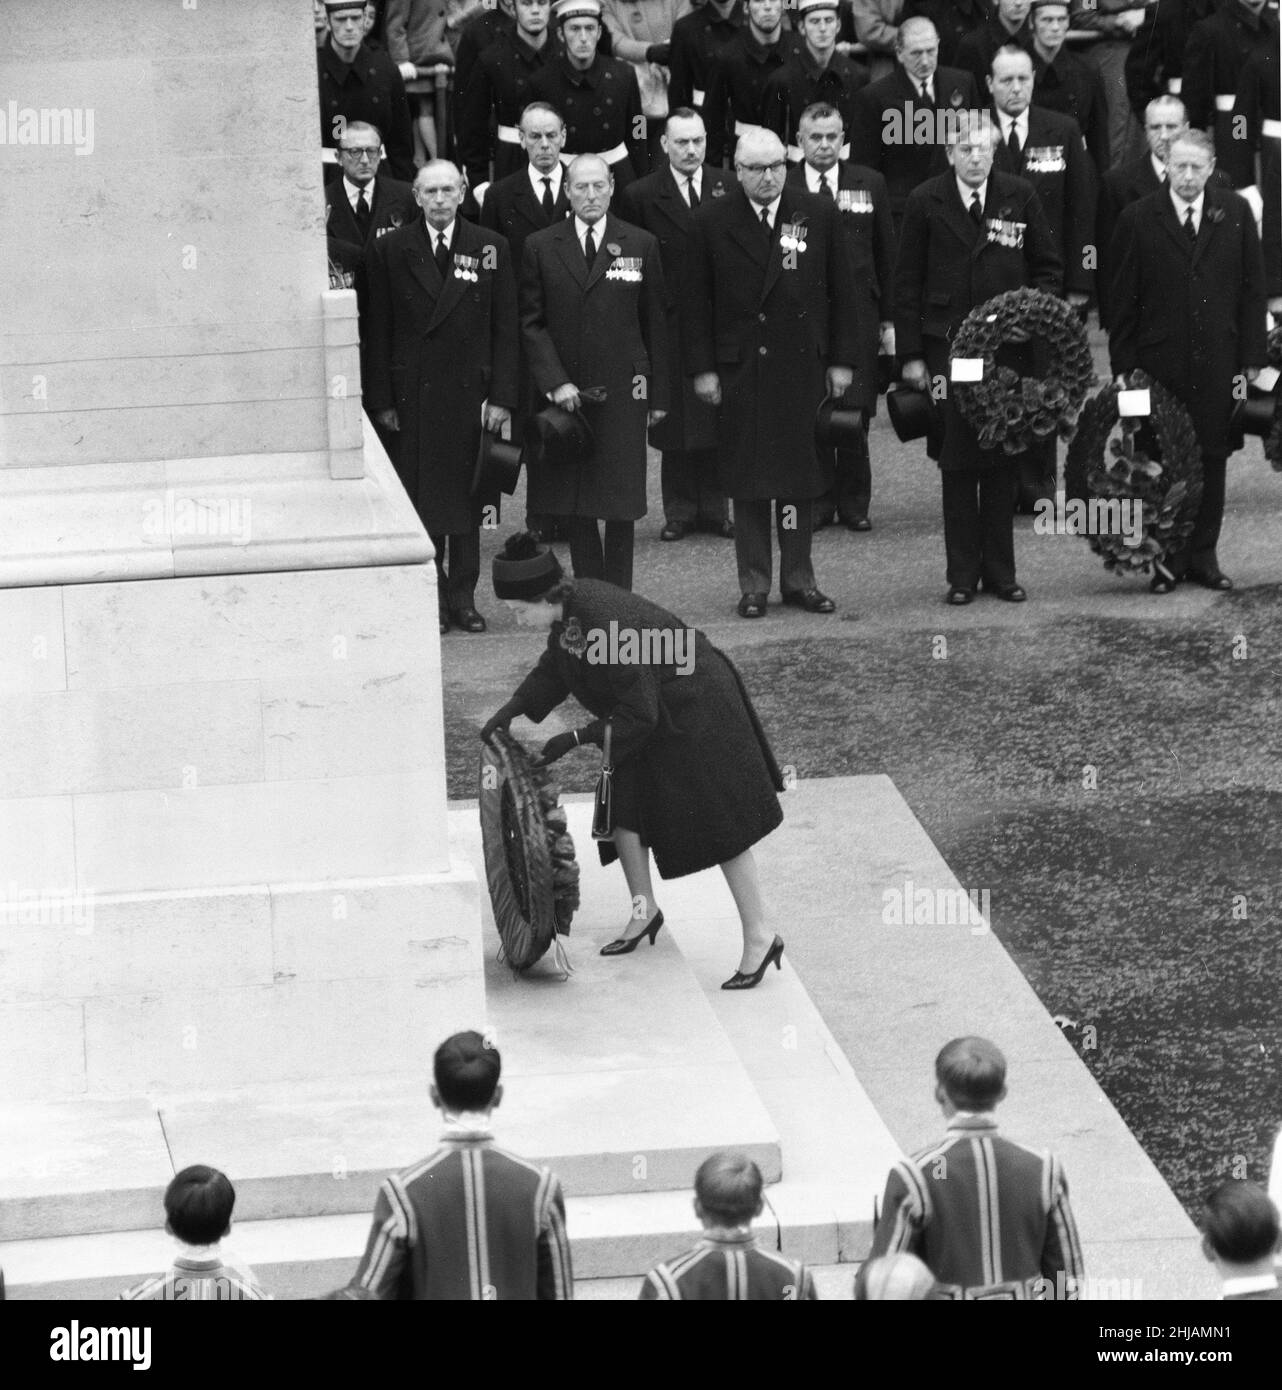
441 326 1282 1218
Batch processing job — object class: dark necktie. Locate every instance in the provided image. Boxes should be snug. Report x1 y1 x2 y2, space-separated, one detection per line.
541 177 555 217
687 176 700 208
434 231 450 276
354 189 371 236
919 80 933 106
1183 207 1197 242
969 191 984 226
817 172 834 200
583 225 596 266
1006 123 1021 161
760 204 772 236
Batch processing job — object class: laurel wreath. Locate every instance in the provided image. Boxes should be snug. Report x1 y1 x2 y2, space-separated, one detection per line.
1063 371 1204 576
950 287 1096 454
478 730 580 977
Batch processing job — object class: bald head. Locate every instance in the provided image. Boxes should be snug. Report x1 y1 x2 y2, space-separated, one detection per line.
566 154 613 223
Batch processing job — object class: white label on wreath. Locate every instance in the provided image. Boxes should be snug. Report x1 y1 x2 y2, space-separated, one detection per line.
1256 366 1280 392
1118 388 1151 417
951 357 984 382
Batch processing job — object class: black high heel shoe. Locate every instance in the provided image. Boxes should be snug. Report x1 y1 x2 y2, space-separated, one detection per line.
721 936 784 990
599 911 664 956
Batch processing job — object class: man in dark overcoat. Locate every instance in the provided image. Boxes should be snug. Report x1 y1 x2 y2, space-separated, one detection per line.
318 1 416 183
617 107 737 542
686 126 859 618
786 101 894 531
849 17 981 234
1108 129 1267 592
702 0 805 167
1027 0 1107 172
988 44 1094 508
895 116 1062 604
760 0 868 161
366 161 519 634
954 0 1033 91
668 0 747 114
520 154 671 590
1181 0 1276 168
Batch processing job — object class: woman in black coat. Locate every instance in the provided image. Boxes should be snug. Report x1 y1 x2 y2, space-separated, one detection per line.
481 533 787 990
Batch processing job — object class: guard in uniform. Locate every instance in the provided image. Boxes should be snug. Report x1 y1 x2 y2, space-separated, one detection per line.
703 0 805 167
1227 42 1282 308
617 107 737 540
954 0 1033 92
457 0 556 191
1028 0 1108 172
318 0 416 183
904 0 993 70
895 117 1061 603
787 101 894 532
1182 0 1277 168
1123 0 1217 127
529 0 648 189
760 0 869 161
668 0 747 112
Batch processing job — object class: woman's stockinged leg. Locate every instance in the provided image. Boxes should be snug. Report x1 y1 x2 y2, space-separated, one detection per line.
720 850 775 972
612 827 661 937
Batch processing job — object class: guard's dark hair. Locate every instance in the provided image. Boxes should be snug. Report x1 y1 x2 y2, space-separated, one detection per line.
1203 1181 1280 1263
434 1029 502 1111
695 1151 763 1226
164 1165 236 1246
799 102 842 128
935 1036 1006 1110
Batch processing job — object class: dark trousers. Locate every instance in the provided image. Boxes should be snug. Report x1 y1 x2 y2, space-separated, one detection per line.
814 411 872 523
1168 453 1227 578
430 528 481 614
568 517 635 590
940 464 1018 591
734 498 815 595
662 447 729 525
1016 438 1057 510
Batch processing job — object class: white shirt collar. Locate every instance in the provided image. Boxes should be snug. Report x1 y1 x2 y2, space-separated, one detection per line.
575 214 605 247
674 165 702 202
428 218 456 249
751 193 783 226
958 177 987 213
344 176 374 209
1170 188 1204 224
529 162 562 199
1001 109 1028 141
1151 153 1167 183
805 163 836 194
1220 1273 1279 1297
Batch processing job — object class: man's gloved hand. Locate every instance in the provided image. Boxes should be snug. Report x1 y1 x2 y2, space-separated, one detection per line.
646 42 671 64
534 731 579 766
480 702 522 742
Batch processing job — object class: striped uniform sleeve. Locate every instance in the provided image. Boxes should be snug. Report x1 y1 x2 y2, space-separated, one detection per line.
869 1160 929 1258
1041 1153 1086 1292
638 1264 680 1299
351 1177 413 1299
536 1171 574 1300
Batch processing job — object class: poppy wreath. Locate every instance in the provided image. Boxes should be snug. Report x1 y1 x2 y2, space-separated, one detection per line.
1266 324 1282 469
950 287 1096 454
478 729 580 976
1063 370 1203 577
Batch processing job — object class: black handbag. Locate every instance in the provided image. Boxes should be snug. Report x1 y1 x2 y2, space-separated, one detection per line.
591 721 614 841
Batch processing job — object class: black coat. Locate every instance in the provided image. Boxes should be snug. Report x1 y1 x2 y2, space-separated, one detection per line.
953 15 1033 93
850 65 982 220
760 50 870 156
325 175 418 342
1109 186 1267 460
703 30 806 166
668 1 748 110
479 166 573 266
1231 44 1282 297
990 105 1097 296
520 213 670 520
317 41 415 184
786 160 895 409
685 185 861 497
365 217 519 533
509 580 784 879
894 170 1063 470
1032 47 1109 174
1182 1 1278 164
616 163 739 451
903 0 993 69
527 55 646 190
1124 0 1219 119
457 29 554 188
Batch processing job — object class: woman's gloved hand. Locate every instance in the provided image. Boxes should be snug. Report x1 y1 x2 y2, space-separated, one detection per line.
534 731 579 766
480 701 523 742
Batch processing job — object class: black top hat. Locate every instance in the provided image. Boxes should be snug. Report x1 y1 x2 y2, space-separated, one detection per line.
472 430 524 497
815 397 867 450
886 384 942 452
523 402 596 469
1229 383 1277 442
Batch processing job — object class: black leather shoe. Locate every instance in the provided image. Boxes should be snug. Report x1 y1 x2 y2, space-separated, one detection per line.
1149 574 1178 595
600 911 664 956
812 510 836 531
451 607 487 633
439 610 451 635
721 935 784 991
990 583 1027 603
660 519 690 541
844 516 872 532
1188 568 1233 591
737 592 768 618
781 587 836 613
946 587 974 605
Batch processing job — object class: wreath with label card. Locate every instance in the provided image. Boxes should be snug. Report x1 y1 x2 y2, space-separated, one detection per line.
1063 371 1203 576
949 287 1095 454
478 730 579 977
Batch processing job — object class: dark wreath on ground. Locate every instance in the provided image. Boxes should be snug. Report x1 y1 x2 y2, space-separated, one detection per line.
1064 370 1203 577
950 287 1096 454
478 729 579 976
